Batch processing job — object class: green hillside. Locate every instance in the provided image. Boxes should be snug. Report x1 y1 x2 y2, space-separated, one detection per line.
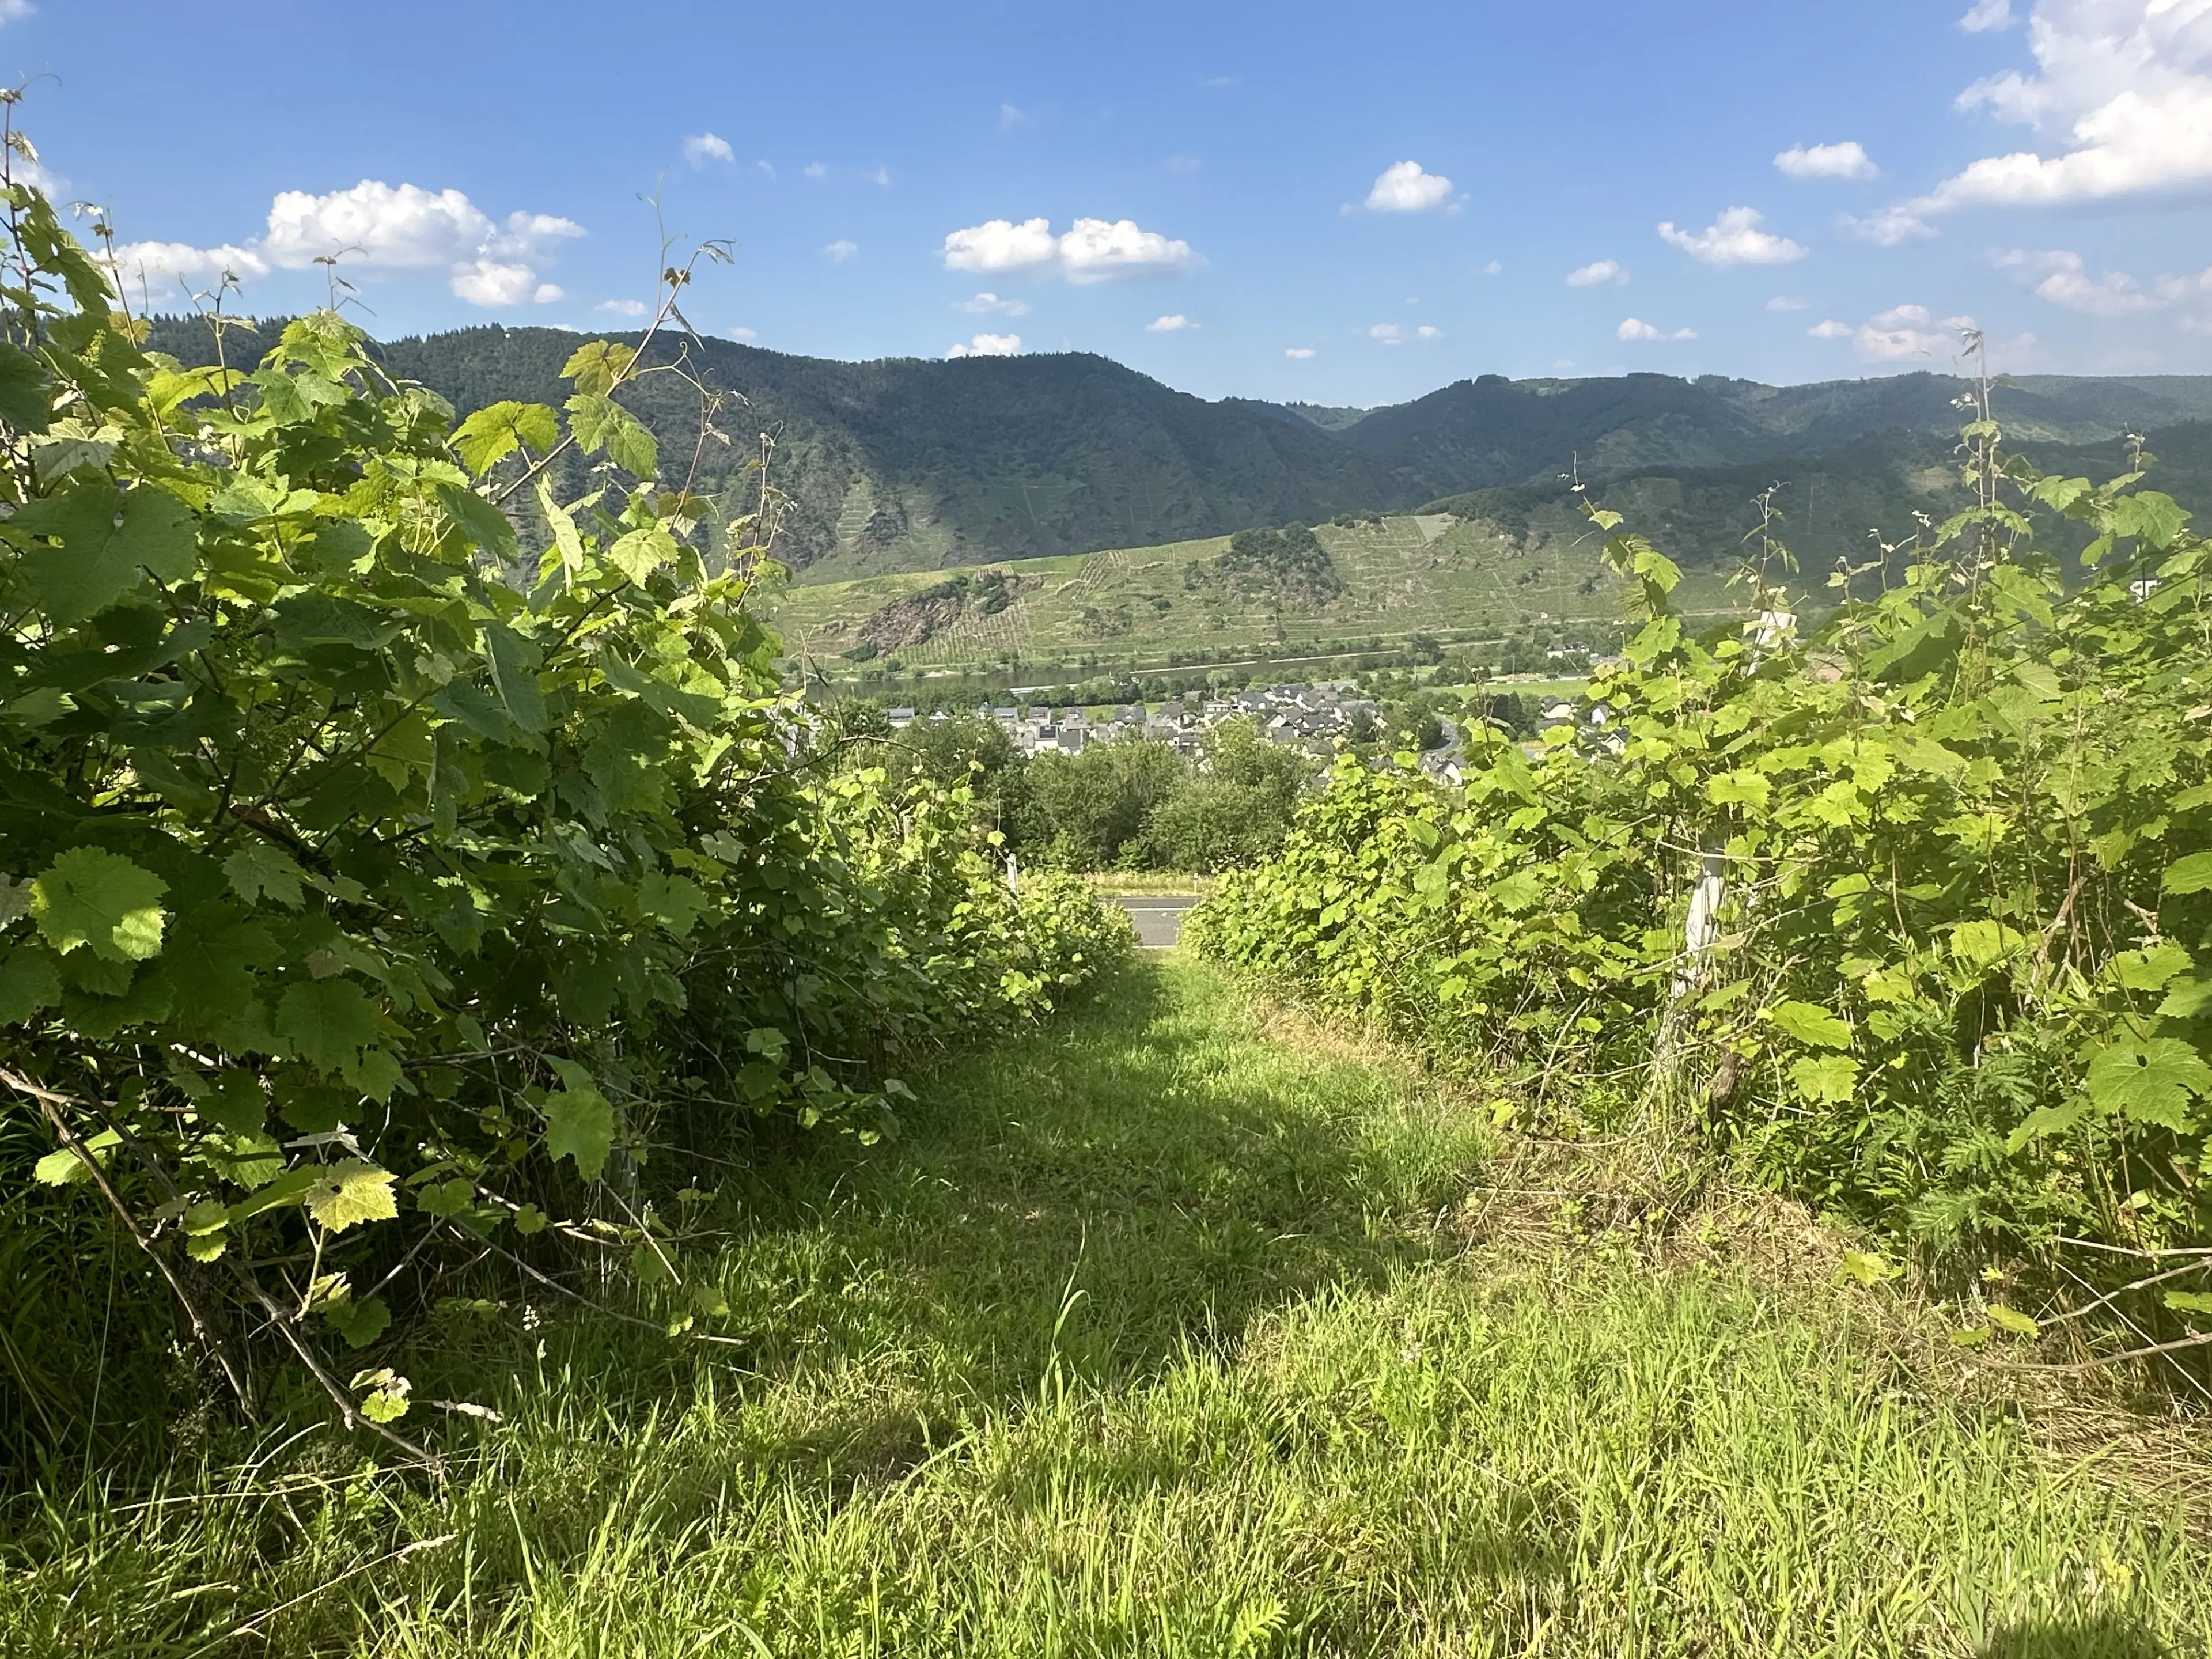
769 420 2212 683
141 316 2212 588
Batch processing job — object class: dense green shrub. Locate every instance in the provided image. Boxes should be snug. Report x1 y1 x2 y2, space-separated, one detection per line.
0 171 1126 1469
1193 384 2212 1334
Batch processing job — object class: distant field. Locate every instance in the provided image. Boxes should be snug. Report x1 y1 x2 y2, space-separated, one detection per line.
766 509 1743 681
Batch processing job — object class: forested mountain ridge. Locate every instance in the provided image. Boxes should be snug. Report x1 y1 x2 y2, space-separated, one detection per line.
142 316 2212 580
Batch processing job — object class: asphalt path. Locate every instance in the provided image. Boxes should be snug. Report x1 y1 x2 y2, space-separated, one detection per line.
1109 892 1203 948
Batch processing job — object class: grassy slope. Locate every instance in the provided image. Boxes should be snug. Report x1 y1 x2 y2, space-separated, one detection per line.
7 959 2206 1656
767 513 1738 681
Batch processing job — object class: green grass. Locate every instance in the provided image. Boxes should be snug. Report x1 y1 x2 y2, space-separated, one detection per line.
5 958 2207 1656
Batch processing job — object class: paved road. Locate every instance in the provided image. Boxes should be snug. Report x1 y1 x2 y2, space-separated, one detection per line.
1109 893 1203 948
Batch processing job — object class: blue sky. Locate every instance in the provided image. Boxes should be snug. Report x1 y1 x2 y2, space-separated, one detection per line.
13 0 2212 404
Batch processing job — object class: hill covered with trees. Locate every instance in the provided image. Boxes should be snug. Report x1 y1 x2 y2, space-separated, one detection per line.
143 316 2212 585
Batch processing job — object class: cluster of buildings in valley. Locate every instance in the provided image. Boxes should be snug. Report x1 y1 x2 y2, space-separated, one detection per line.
885 682 1397 759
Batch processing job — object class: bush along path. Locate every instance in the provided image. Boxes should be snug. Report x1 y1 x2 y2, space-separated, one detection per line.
6 954 2207 1655
1194 362 2212 1372
0 147 1127 1483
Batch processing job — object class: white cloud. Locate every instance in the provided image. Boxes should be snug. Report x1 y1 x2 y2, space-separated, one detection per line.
1995 245 2158 313
803 162 827 179
942 217 1059 276
756 161 777 183
1658 206 1808 265
103 240 270 287
1370 323 1405 346
1416 324 1441 338
451 260 562 306
1808 304 1974 362
683 133 735 167
1365 160 1454 213
948 332 1021 358
1873 304 1933 327
999 104 1028 131
1775 141 1877 180
0 1 33 24
1767 295 1808 310
1618 317 1697 340
1145 313 1197 332
1479 259 1502 275
105 180 582 308
1808 319 1855 338
956 291 1029 316
940 216 1198 282
1843 206 1938 245
597 298 650 317
863 166 891 188
1960 0 2014 29
1868 0 2212 231
727 326 757 340
1166 154 1203 173
1566 259 1628 287
1058 217 1198 281
2158 264 2212 301
1285 346 1316 359
824 239 858 262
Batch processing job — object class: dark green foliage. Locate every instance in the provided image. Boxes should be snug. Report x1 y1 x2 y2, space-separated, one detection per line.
1203 523 1344 604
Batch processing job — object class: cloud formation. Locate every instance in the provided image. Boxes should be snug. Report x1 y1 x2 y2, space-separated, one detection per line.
1995 246 2157 313
1960 0 2015 29
1808 304 1983 362
1618 317 1696 340
1566 259 1628 287
1767 295 1808 310
0 1 32 24
1285 346 1316 359
940 217 1198 282
104 180 583 307
947 332 1021 358
1858 1 2212 239
1657 206 1808 265
1145 313 1197 332
1364 160 1455 212
824 239 858 262
1775 141 1877 180
956 291 1029 316
683 133 735 167
597 298 650 317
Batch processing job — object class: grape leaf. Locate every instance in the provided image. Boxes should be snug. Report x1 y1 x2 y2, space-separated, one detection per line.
9 480 197 624
450 400 559 476
276 978 380 1077
31 849 168 963
0 340 51 434
543 1064 615 1181
223 843 306 909
0 944 61 1024
304 1160 399 1233
1770 1000 1852 1050
323 1293 392 1348
2164 852 2212 896
2084 1035 2212 1131
1789 1054 1858 1104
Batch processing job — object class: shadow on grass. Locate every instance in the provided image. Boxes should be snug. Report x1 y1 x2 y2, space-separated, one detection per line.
1982 1616 2173 1658
513 955 1467 1471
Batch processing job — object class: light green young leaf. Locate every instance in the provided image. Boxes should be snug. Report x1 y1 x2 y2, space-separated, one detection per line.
1987 1304 2040 1338
30 849 168 963
1769 1000 1852 1049
304 1160 400 1233
565 393 657 478
2163 852 2212 895
33 1129 118 1187
605 525 678 585
1789 1053 1858 1104
2164 1290 2212 1316
450 400 559 476
562 340 628 397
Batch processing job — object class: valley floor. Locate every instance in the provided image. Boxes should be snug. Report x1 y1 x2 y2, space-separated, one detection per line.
8 958 2210 1656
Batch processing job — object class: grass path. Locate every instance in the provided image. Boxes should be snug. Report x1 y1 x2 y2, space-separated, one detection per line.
8 958 2210 1656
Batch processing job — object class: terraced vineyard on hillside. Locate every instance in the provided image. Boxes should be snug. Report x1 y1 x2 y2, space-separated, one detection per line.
767 509 1741 680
